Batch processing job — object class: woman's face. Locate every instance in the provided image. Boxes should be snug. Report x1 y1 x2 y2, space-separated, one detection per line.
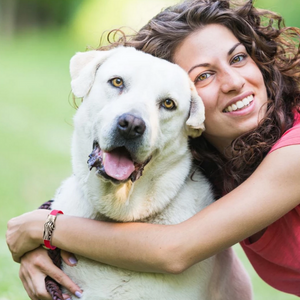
173 24 268 152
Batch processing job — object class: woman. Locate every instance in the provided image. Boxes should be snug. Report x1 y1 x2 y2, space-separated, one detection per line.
6 0 300 299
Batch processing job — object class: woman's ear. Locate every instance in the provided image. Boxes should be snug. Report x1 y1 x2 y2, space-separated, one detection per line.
186 82 205 138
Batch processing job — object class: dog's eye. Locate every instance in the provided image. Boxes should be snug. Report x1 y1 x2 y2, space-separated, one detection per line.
161 99 176 110
110 77 124 88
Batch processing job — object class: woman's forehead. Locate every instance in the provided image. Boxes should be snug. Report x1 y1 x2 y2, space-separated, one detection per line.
173 24 241 69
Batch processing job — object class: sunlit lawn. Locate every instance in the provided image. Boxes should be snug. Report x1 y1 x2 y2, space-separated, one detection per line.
0 30 297 300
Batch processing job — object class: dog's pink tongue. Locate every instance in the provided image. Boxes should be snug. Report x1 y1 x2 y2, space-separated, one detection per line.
103 149 135 180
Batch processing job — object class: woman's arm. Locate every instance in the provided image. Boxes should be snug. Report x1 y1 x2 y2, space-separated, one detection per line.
7 144 300 274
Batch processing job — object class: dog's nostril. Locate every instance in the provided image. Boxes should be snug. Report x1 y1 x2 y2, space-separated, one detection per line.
117 113 146 139
132 118 146 134
119 119 129 129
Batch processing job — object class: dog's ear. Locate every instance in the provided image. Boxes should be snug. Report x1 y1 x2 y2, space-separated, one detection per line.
186 82 205 138
70 49 116 98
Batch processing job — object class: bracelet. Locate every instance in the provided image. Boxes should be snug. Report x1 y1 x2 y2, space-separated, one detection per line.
43 210 63 250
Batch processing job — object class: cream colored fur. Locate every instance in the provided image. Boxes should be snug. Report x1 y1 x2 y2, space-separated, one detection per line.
51 47 252 299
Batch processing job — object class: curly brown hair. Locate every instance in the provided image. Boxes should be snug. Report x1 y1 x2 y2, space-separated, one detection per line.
102 0 300 197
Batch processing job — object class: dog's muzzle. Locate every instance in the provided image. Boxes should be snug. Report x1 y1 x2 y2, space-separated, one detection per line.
87 113 151 184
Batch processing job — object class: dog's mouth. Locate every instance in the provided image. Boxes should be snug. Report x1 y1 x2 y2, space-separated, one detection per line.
87 142 151 183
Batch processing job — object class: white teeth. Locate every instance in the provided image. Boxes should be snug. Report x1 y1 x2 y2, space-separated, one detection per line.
103 152 106 163
224 95 253 112
236 101 244 109
242 97 250 106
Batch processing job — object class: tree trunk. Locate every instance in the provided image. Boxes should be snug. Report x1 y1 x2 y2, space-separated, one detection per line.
0 0 18 37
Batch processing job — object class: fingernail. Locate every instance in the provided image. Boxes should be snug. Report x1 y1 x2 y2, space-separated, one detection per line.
69 256 78 265
75 291 82 298
63 294 72 300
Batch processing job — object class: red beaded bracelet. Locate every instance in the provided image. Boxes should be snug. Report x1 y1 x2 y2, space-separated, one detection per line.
43 210 64 250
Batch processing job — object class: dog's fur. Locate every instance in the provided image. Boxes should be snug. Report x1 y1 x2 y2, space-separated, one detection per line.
51 47 252 299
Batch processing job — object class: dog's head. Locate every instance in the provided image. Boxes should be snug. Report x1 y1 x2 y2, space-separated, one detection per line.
70 47 205 184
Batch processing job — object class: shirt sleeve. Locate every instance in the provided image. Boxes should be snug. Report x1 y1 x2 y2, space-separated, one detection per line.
269 112 300 153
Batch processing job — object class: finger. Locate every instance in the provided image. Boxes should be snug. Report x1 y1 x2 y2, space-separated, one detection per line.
31 254 82 297
20 250 53 300
13 253 21 263
45 264 82 297
61 250 78 266
33 251 82 296
21 247 82 298
19 264 51 300
20 272 38 300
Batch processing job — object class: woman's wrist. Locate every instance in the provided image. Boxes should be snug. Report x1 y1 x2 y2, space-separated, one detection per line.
30 209 51 245
43 210 64 250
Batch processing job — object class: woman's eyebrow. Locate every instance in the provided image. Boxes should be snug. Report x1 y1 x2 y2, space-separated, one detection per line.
228 42 243 55
188 63 210 74
188 42 243 74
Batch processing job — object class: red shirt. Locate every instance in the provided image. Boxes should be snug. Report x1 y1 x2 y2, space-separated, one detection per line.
240 112 300 296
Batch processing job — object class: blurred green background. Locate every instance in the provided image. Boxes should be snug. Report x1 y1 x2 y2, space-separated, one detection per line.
1 0 299 299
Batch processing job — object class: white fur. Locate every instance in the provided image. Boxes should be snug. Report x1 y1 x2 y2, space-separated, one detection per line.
51 47 252 299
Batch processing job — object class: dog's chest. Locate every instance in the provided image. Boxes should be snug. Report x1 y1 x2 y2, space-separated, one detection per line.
53 162 215 299
63 255 214 300
61 191 215 300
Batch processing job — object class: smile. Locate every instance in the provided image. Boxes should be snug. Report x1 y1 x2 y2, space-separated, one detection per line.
223 95 254 112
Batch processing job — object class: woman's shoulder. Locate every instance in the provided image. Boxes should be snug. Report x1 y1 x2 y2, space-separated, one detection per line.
269 111 300 154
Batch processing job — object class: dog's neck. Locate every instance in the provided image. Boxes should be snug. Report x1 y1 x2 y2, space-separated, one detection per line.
76 142 193 222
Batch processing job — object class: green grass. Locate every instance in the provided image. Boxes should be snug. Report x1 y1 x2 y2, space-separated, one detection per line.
0 30 81 299
0 30 298 300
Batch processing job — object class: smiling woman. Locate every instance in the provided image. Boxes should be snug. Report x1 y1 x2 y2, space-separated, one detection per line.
126 0 300 195
173 24 269 152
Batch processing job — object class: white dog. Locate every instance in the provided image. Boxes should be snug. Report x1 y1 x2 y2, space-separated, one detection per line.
51 47 252 299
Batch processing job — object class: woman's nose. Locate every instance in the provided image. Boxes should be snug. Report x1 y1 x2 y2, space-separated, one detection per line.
220 68 245 94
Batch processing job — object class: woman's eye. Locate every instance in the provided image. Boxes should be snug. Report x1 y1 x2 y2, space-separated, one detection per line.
195 73 211 82
161 99 176 110
109 77 124 88
231 54 247 64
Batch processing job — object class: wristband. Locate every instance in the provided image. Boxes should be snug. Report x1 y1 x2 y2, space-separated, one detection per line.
43 210 63 250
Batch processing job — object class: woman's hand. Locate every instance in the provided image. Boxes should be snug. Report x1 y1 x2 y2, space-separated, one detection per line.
19 247 82 300
6 210 49 262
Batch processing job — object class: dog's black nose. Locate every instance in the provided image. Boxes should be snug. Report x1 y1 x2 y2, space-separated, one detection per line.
117 113 146 139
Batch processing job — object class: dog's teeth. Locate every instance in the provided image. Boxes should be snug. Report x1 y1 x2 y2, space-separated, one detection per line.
103 152 106 163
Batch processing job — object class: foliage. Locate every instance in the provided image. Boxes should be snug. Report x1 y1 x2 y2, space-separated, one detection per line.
0 0 82 36
0 31 80 299
255 0 300 28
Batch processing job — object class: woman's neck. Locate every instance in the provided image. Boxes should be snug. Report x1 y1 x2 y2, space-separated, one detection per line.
202 133 233 157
